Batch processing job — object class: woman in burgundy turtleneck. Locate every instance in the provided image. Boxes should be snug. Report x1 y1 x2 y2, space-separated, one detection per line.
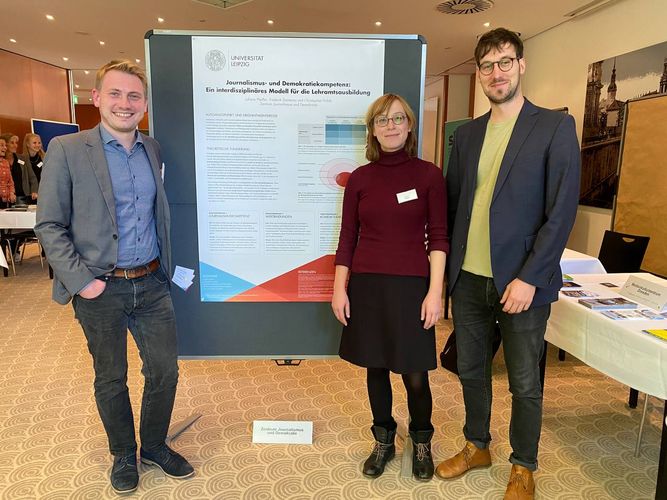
332 93 448 481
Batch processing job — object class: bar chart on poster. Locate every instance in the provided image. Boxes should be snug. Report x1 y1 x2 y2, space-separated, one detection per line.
146 31 426 357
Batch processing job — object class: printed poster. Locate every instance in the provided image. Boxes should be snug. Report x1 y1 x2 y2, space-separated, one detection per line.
191 36 385 301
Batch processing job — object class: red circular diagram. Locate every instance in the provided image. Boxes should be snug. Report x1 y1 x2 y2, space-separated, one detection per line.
321 158 359 190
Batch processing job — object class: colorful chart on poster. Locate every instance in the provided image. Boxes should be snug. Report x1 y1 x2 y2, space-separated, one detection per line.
191 36 385 302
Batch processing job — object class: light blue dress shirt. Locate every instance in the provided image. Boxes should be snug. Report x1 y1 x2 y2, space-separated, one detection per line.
100 125 159 268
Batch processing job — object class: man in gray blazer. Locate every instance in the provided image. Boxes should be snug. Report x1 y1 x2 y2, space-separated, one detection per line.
435 29 580 500
35 60 193 494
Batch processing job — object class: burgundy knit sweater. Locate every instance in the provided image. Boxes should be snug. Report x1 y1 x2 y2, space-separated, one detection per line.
334 149 449 277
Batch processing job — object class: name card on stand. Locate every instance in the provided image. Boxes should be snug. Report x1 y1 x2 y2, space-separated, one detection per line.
620 274 667 311
252 420 313 444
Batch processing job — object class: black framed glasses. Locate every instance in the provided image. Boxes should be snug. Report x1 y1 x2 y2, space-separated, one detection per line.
374 113 407 127
478 57 520 76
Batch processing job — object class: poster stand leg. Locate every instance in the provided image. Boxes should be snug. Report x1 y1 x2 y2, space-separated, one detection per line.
398 423 413 478
167 413 202 443
273 359 303 366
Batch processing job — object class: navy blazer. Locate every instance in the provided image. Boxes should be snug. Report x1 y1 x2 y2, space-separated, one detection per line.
447 99 581 307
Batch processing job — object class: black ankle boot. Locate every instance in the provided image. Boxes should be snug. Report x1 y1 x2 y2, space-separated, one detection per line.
362 425 396 477
409 429 434 481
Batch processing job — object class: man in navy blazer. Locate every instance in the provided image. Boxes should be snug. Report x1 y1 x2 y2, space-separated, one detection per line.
36 60 193 494
435 29 580 499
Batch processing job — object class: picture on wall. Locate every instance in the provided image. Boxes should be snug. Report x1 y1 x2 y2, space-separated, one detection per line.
580 41 667 208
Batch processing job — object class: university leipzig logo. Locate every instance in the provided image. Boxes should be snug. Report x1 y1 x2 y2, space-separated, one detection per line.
205 50 226 71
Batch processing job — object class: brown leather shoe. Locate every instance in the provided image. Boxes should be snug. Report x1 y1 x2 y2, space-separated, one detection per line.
503 464 535 500
435 440 492 479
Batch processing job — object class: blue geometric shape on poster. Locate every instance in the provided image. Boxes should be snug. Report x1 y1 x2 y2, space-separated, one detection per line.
199 262 255 302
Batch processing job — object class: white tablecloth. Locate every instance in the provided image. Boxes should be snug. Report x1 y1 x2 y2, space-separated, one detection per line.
560 248 606 274
0 209 37 229
0 209 37 270
546 273 667 399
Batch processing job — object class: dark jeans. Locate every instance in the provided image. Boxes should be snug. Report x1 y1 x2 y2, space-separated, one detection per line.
452 270 550 471
72 267 179 457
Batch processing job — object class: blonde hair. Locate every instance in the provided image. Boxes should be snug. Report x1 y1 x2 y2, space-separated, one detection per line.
0 133 18 160
364 93 417 162
95 59 148 95
23 133 45 160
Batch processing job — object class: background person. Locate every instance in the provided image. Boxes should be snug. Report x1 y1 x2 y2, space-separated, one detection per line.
332 93 448 481
22 133 46 184
435 28 580 500
1 133 38 204
0 137 17 268
35 60 193 494
0 137 16 207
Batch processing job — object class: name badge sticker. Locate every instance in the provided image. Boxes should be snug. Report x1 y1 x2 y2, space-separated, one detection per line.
396 188 418 204
37 161 44 168
18 159 25 165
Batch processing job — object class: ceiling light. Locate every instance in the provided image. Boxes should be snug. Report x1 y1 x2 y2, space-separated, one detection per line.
136 58 141 63
157 17 165 23
84 70 90 75
9 38 16 43
75 84 80 88
99 41 105 45
437 0 495 15
88 98 92 101
62 57 69 61
375 21 382 26
483 22 490 27
46 14 55 21
267 19 274 25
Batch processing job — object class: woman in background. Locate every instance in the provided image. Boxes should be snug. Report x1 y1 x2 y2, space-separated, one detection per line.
0 137 16 207
22 133 46 184
1 133 37 204
332 93 448 481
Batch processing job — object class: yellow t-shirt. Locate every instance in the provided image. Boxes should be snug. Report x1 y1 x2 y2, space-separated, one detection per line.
462 116 518 277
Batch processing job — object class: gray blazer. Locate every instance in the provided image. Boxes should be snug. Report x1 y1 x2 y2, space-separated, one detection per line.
35 125 172 305
15 153 39 196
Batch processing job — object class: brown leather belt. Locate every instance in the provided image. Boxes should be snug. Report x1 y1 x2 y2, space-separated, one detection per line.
107 258 160 279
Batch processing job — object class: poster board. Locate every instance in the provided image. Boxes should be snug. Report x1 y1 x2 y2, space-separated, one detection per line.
613 93 667 278
145 31 427 357
31 119 79 151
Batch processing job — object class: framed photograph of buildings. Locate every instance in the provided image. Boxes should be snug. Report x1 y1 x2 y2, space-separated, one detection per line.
580 41 667 208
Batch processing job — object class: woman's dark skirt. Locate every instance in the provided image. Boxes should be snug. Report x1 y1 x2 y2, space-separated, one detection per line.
339 273 436 374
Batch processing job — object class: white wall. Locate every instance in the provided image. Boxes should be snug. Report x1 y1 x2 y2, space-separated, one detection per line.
473 0 667 254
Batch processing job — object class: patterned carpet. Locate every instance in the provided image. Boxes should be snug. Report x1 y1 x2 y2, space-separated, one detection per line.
0 250 662 499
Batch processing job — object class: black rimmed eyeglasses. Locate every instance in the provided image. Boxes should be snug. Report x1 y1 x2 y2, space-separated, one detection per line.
478 57 521 76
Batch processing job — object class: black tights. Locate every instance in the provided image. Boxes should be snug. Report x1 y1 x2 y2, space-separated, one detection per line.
366 367 433 432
